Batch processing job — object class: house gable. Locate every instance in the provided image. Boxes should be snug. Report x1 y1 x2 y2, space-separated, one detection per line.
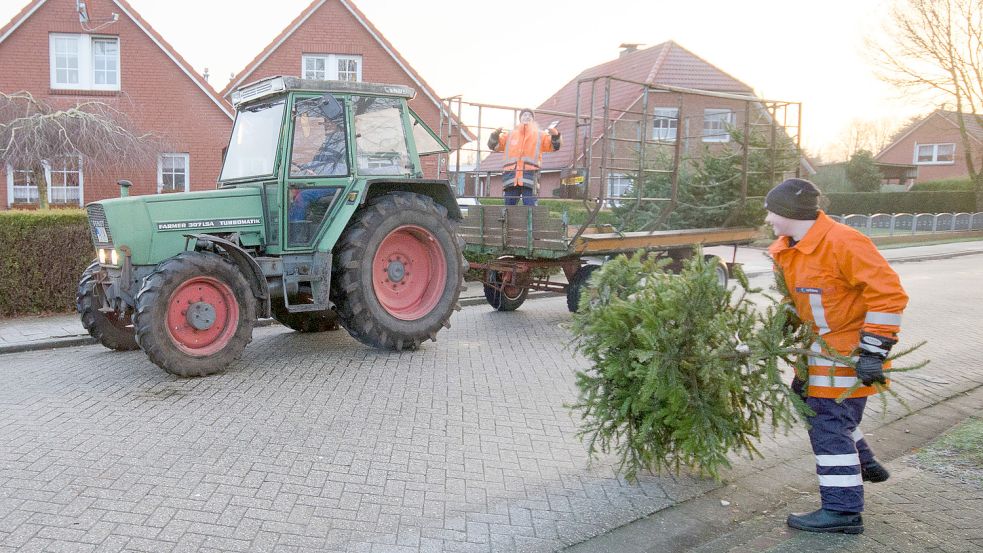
876 110 982 184
0 0 234 206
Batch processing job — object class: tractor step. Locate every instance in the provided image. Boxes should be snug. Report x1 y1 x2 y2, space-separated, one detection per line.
281 253 333 313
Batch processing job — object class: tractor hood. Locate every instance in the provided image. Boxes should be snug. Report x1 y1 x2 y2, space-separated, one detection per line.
86 187 266 266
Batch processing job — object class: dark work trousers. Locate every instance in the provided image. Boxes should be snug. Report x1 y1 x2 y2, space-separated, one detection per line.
806 395 875 513
503 184 537 206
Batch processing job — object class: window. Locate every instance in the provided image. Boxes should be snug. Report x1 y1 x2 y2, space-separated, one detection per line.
652 108 678 141
49 34 119 90
302 54 362 81
606 173 633 207
158 154 190 193
703 109 734 142
7 166 38 204
914 143 956 164
290 95 348 177
353 96 411 175
47 157 82 204
6 158 83 206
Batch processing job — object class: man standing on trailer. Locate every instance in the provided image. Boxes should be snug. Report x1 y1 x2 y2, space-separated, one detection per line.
765 178 908 535
488 108 561 206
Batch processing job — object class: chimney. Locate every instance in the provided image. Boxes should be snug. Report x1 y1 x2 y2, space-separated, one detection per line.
203 68 210 82
619 43 642 57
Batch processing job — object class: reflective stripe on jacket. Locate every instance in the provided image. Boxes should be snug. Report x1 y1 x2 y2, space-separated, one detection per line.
769 211 908 399
492 122 557 187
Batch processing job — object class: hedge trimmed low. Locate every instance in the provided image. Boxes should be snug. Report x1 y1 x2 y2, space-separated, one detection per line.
824 191 977 215
0 209 93 316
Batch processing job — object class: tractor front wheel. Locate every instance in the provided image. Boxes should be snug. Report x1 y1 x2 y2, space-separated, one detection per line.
332 192 465 351
76 261 139 351
134 252 255 377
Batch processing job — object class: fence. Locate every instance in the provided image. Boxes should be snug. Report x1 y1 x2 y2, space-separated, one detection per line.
831 212 983 236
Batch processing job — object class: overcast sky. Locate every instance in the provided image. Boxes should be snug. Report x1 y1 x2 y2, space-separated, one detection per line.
0 0 941 158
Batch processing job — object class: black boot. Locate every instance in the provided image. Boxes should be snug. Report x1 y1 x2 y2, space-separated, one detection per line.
787 508 864 534
862 460 890 483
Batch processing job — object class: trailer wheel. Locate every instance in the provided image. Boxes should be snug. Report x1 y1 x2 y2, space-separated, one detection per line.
332 192 464 351
134 252 255 377
566 264 601 313
76 261 139 351
271 301 339 333
704 254 729 288
483 267 529 311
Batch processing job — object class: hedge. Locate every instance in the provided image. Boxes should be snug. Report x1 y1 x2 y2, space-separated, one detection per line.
0 209 94 316
909 178 975 192
823 191 977 215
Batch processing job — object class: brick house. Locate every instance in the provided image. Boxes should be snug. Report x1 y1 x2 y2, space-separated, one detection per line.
478 41 809 200
875 110 983 187
220 0 466 179
0 0 233 209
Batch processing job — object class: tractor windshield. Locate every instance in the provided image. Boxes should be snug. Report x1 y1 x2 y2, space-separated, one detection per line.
220 99 286 181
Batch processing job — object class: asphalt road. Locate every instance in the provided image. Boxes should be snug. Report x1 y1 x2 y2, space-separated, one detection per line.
0 255 980 553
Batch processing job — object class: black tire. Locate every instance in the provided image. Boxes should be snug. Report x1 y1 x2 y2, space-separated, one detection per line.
76 261 139 351
133 252 256 377
271 300 339 333
704 254 729 288
483 269 529 311
331 192 465 351
566 264 602 313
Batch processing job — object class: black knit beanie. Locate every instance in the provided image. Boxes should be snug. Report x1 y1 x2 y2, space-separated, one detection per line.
764 178 820 220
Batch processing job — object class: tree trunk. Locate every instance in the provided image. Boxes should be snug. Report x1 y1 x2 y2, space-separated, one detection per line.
32 166 48 210
974 174 983 214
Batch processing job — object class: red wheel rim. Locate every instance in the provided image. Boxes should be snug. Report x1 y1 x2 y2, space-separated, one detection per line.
372 225 447 320
165 276 239 356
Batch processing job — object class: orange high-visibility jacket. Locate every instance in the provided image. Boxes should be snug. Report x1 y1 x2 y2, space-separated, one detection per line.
769 211 908 399
491 122 558 187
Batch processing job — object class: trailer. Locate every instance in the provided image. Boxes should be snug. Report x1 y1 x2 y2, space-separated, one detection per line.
439 76 803 311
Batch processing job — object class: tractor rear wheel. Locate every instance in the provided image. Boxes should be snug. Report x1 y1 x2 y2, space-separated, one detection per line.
76 261 139 351
134 252 255 377
332 192 464 351
271 300 339 333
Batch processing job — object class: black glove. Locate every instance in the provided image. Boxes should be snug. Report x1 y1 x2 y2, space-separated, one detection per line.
782 303 802 335
550 130 561 151
855 332 896 386
791 376 807 400
488 128 502 150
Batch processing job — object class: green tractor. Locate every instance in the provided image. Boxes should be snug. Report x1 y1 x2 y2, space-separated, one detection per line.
77 76 466 377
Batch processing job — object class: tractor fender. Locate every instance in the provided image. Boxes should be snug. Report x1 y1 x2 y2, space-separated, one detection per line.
184 233 271 318
361 179 462 220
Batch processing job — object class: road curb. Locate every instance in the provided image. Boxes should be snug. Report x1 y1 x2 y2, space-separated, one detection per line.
562 382 983 553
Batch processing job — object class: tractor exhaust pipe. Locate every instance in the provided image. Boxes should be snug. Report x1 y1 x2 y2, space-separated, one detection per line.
117 179 132 198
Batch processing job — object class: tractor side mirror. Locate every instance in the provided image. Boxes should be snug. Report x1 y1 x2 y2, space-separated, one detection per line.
318 94 343 120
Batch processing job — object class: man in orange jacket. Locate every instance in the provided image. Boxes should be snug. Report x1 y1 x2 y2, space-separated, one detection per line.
488 108 561 206
766 178 908 535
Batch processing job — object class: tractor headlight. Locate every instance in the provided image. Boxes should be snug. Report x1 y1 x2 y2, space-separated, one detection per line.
98 248 120 266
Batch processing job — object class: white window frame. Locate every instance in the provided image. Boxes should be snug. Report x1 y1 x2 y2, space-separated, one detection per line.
652 108 678 142
913 143 956 165
157 153 190 193
606 173 632 207
6 158 84 207
49 33 120 91
703 108 734 143
302 54 362 81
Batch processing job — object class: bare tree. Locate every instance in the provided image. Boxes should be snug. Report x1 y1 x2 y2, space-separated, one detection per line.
871 0 983 206
0 91 162 209
833 117 902 161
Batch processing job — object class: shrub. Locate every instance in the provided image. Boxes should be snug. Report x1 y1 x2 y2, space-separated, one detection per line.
0 209 93 316
823 191 976 214
845 150 883 192
909 178 975 192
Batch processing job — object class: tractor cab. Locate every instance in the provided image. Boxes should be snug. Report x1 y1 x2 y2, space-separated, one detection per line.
219 76 449 252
